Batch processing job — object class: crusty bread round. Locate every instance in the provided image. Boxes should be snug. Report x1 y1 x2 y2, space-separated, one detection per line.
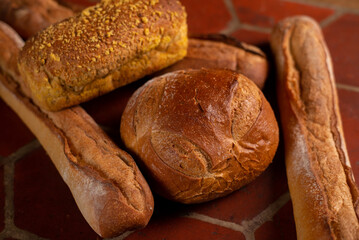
120 68 279 203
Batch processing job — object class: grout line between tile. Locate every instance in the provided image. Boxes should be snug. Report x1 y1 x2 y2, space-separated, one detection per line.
220 0 272 35
185 212 247 234
3 161 15 229
0 141 48 240
184 191 290 240
283 0 359 14
336 83 359 93
105 230 135 240
320 9 345 28
221 0 241 35
238 23 272 34
240 192 291 237
0 140 41 167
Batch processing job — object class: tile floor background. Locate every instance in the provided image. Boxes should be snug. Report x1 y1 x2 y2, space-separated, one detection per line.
0 0 358 239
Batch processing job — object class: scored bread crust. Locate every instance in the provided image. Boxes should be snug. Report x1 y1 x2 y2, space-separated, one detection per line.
18 0 188 111
0 21 154 238
271 16 359 239
158 34 269 89
121 68 279 203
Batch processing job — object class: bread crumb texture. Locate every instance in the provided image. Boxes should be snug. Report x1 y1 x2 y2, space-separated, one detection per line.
18 0 187 111
120 69 279 203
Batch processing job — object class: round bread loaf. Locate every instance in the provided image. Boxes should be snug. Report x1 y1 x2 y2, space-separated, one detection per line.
120 68 279 203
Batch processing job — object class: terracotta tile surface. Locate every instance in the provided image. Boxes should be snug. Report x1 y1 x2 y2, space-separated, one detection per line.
323 14 359 87
0 0 358 239
254 221 281 240
232 0 334 28
126 217 246 240
13 148 97 240
231 29 270 46
0 167 4 232
296 0 359 10
0 100 34 156
338 89 359 180
271 201 297 239
180 0 231 34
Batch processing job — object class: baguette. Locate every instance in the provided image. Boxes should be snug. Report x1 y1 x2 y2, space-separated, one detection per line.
0 21 154 238
270 16 359 239
0 22 24 80
158 34 268 89
18 0 188 111
0 0 74 39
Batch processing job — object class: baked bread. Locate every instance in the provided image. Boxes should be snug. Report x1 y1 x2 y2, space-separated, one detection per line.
0 0 74 39
0 21 154 238
160 34 268 89
18 0 188 111
120 68 279 203
0 22 24 80
271 16 359 239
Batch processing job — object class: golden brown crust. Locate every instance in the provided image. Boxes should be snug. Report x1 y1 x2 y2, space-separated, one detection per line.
0 0 74 39
0 23 154 238
0 21 24 80
18 0 188 111
271 16 359 239
120 68 279 203
158 35 268 89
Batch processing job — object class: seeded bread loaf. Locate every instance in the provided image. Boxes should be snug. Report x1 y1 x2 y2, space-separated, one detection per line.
120 68 279 203
18 0 188 111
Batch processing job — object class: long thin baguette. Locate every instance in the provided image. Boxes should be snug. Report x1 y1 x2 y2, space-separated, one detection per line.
158 34 268 89
271 16 359 239
0 21 154 238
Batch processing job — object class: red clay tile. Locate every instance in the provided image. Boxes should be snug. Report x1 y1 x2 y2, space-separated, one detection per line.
254 202 297 240
337 89 359 180
187 145 288 225
13 148 98 239
231 29 269 46
180 0 231 34
0 100 35 156
324 14 359 87
254 221 281 240
127 217 245 240
270 201 297 240
232 0 333 28
0 167 4 232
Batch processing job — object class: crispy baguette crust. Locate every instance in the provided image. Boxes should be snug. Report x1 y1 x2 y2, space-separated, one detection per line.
0 22 154 238
18 0 188 111
0 0 74 39
270 16 359 239
0 22 24 79
158 34 268 89
121 68 279 203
